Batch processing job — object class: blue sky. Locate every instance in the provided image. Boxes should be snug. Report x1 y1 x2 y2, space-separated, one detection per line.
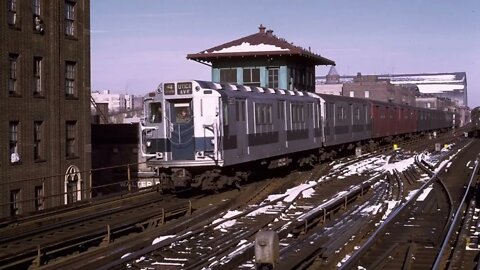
91 1 480 107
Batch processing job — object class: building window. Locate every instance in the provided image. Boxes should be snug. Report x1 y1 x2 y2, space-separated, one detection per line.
243 68 260 87
8 0 17 26
32 0 41 16
219 69 237 84
33 0 44 33
35 185 44 210
66 121 77 157
67 181 78 203
34 57 42 95
365 91 370 99
10 189 21 216
34 121 44 160
65 61 76 97
9 54 19 95
65 0 75 36
268 68 279 88
9 121 20 163
349 91 355 97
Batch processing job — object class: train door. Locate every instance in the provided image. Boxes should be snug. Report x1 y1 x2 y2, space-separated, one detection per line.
324 102 334 145
221 97 236 156
278 100 286 148
168 99 194 160
235 99 246 157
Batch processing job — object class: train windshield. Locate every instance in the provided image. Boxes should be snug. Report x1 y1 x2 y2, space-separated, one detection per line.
149 102 162 123
173 103 191 124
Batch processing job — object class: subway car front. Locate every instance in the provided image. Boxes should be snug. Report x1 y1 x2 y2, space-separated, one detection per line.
140 81 223 189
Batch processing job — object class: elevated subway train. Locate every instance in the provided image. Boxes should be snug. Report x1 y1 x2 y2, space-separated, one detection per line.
140 80 454 190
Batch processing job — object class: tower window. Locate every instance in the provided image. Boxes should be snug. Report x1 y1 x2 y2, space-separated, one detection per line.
243 68 260 87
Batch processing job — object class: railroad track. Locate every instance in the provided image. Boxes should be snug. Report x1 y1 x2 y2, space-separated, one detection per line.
224 138 471 269
107 134 466 269
111 146 414 269
32 167 308 270
341 139 478 269
0 190 192 269
0 131 464 269
109 170 315 269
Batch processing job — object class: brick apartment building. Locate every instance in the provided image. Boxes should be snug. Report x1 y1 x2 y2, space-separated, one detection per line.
0 0 91 217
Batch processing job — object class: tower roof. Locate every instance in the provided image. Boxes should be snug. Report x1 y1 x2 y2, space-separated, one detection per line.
327 65 339 76
187 25 335 66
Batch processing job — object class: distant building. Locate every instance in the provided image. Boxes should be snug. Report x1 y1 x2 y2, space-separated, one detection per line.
317 71 469 126
187 25 335 92
317 72 468 106
91 91 143 124
342 73 417 105
0 0 91 217
91 90 127 112
383 73 467 107
415 95 455 111
315 66 343 95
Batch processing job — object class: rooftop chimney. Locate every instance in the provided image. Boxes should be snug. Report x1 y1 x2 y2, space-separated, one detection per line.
266 29 274 37
259 24 266 34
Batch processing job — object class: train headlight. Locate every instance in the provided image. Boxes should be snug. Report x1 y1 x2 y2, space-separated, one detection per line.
196 151 205 158
146 140 152 147
156 152 164 159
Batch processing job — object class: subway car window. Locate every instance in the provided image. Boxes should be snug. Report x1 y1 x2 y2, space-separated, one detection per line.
174 103 191 123
150 102 162 123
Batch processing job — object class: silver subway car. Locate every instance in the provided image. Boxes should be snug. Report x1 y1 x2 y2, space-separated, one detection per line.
140 80 322 190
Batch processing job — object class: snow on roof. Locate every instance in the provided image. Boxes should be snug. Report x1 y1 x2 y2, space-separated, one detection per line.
211 42 289 53
389 74 458 83
416 84 464 93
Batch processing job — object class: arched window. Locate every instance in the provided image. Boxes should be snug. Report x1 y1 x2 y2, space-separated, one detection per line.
64 165 82 204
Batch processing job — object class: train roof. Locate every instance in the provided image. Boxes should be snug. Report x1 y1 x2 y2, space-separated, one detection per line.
315 93 370 104
161 80 319 98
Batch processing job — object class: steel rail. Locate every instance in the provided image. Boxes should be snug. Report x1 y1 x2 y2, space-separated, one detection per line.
433 156 480 270
339 154 444 269
340 139 472 269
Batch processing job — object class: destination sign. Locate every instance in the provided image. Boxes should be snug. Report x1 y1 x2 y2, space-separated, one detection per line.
177 82 192 95
164 83 175 95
